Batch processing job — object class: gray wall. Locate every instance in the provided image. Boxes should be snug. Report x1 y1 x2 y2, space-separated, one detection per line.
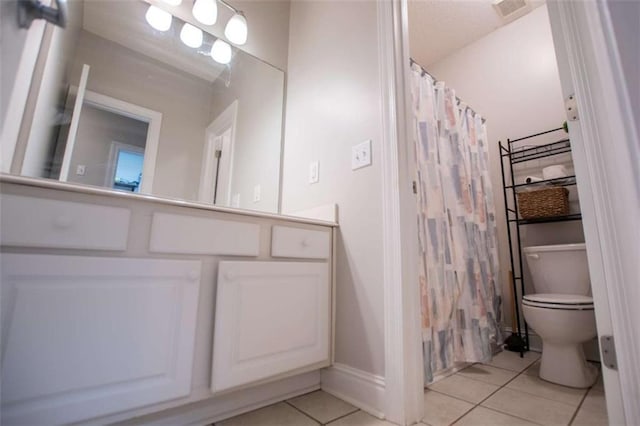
209 55 284 213
67 105 148 188
607 0 640 140
16 0 83 178
282 1 386 376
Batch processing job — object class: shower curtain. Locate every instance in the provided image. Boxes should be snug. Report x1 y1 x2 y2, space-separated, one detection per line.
410 63 502 383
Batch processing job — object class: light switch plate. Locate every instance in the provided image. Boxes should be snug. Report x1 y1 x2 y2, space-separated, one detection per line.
253 185 261 203
76 165 86 176
352 140 372 170
309 161 319 184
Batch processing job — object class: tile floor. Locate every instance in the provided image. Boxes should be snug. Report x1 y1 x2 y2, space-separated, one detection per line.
424 351 608 426
215 351 608 426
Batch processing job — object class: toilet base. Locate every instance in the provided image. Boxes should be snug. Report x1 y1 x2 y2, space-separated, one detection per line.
539 342 598 388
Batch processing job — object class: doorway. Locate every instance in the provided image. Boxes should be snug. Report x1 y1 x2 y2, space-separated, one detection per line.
198 100 237 206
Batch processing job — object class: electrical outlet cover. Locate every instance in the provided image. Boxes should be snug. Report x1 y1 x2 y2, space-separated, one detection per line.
352 140 372 170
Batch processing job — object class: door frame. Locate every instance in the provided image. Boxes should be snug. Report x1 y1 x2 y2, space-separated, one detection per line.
547 1 639 424
60 89 162 194
198 100 237 206
377 1 424 425
380 0 639 424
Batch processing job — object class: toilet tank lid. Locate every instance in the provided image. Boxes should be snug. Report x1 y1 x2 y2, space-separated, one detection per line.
523 243 586 253
523 293 593 305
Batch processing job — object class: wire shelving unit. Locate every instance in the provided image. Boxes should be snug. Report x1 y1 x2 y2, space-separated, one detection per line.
499 127 582 353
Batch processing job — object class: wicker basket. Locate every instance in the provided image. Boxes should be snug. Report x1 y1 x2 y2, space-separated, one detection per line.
516 187 570 219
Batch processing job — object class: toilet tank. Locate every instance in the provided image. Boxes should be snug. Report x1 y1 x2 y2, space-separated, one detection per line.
523 243 591 295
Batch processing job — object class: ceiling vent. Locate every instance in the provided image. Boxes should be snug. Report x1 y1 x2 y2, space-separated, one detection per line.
493 0 530 20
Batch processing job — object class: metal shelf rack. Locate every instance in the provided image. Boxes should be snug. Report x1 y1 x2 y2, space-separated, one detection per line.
499 127 581 354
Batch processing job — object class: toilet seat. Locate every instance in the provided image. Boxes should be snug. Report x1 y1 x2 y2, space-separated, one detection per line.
522 293 594 310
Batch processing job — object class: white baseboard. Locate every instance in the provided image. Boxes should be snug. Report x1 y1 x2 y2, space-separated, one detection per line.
320 363 386 419
117 371 320 426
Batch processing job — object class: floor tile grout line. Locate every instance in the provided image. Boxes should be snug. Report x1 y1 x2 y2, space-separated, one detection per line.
501 362 592 410
284 399 361 426
283 400 326 425
323 408 362 425
567 385 592 426
426 388 480 405
478 405 547 426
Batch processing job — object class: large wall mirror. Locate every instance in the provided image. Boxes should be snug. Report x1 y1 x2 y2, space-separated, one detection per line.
4 0 285 213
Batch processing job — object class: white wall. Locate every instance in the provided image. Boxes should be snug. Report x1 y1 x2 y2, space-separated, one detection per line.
422 5 582 327
282 1 385 376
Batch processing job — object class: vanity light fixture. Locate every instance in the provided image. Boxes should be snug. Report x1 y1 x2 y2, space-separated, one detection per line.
224 12 247 45
210 39 232 64
145 5 172 32
192 0 217 26
180 23 203 48
159 0 183 6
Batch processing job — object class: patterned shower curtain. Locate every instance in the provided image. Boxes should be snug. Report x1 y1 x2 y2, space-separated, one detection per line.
410 63 502 383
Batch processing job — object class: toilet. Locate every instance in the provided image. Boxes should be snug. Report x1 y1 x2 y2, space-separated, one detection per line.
521 243 598 388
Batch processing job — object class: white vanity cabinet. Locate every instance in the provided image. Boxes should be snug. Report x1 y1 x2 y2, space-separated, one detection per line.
212 261 330 393
0 178 336 425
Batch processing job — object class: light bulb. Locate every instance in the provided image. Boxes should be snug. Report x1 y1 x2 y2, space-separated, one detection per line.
210 39 232 64
192 0 217 26
224 12 247 45
160 0 182 5
145 5 172 32
180 23 203 48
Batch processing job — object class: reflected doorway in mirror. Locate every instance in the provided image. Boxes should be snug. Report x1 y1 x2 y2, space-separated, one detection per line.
199 100 237 206
59 88 162 194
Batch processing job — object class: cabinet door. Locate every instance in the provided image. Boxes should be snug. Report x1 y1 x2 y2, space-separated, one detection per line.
212 262 330 393
0 254 201 425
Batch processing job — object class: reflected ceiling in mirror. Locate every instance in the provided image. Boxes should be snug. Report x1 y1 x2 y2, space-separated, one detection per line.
10 0 285 214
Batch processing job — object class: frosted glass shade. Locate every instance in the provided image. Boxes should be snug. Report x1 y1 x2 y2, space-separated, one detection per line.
145 5 172 32
192 0 217 26
180 23 203 48
210 39 232 64
224 13 248 45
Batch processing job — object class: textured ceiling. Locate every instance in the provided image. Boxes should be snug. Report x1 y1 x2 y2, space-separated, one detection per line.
408 0 545 67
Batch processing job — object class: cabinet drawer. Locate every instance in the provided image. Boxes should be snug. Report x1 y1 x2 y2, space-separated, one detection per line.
271 226 330 259
0 194 130 250
149 213 260 256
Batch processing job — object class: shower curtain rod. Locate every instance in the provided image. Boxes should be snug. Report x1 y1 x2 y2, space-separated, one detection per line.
409 57 486 124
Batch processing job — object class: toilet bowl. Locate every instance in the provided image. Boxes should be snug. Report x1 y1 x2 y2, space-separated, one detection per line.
522 243 598 388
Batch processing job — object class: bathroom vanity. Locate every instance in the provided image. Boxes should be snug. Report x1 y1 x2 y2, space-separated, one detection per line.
0 176 337 425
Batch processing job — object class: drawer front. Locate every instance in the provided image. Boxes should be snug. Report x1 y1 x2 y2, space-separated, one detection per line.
149 213 260 256
271 226 331 259
0 194 130 250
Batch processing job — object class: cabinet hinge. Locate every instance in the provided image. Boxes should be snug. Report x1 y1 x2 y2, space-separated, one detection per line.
412 181 417 194
600 335 618 370
565 94 579 121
